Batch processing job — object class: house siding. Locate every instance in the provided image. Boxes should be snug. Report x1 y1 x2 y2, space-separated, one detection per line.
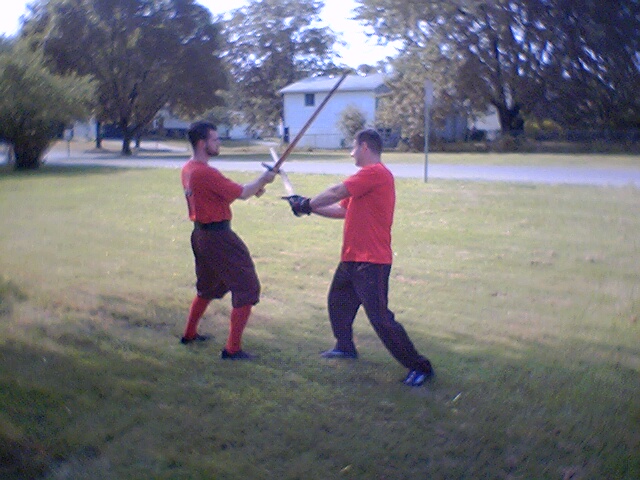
284 91 377 149
281 74 387 149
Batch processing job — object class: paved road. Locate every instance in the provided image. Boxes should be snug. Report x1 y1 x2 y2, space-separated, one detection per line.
41 151 640 187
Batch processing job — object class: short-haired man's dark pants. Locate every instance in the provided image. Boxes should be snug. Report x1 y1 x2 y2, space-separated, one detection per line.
328 261 432 373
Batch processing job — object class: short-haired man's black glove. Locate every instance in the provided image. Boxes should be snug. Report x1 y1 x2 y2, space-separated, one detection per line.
282 195 312 217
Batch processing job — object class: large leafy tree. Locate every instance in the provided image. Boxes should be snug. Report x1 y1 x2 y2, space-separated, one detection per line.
0 36 14 54
23 0 228 155
0 44 94 170
355 0 640 133
221 0 343 134
374 46 464 145
338 105 367 141
539 1 640 129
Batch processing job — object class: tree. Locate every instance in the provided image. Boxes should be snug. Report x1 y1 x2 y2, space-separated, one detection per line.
354 0 640 133
539 1 640 129
338 105 367 143
221 0 343 134
0 44 94 170
23 0 228 155
0 36 14 54
353 0 542 135
373 45 467 149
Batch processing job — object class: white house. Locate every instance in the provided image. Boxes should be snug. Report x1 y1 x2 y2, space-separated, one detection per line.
279 73 389 149
469 106 501 141
150 109 259 140
72 118 98 140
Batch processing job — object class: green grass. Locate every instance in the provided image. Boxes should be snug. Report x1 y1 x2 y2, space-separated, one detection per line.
1 165 639 479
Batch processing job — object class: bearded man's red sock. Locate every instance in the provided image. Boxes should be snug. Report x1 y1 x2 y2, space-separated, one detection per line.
225 304 252 354
183 296 210 339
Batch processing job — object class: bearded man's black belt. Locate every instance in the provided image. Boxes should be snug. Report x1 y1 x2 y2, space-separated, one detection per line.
194 220 230 231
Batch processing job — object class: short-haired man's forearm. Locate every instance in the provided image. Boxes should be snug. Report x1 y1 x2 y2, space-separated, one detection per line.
309 183 350 210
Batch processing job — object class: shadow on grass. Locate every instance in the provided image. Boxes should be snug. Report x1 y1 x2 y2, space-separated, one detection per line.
0 289 638 479
0 341 150 479
0 165 127 178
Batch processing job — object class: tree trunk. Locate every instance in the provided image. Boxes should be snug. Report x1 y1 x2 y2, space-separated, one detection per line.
12 138 50 170
121 137 132 155
496 104 524 136
95 121 102 149
496 105 513 134
121 122 133 156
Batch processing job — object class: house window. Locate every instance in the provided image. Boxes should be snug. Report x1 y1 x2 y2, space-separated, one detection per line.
305 93 315 106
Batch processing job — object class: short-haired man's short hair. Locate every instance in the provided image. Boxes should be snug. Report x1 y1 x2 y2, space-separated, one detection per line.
355 129 383 155
188 122 217 149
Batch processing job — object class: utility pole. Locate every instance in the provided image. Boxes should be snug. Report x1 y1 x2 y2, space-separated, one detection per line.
424 80 434 182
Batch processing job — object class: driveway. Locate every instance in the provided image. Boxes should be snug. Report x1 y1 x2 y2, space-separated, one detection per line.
41 149 640 188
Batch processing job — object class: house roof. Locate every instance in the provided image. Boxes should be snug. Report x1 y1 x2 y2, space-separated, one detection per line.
279 73 388 94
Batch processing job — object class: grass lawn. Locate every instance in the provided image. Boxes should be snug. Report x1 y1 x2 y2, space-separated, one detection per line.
1 164 639 479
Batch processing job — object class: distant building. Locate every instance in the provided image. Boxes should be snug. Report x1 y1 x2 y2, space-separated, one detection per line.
72 118 98 140
217 121 259 140
152 109 257 140
469 106 501 141
279 74 390 149
151 108 191 138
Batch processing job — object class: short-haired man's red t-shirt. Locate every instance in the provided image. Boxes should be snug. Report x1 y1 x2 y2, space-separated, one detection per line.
181 160 243 223
340 162 395 264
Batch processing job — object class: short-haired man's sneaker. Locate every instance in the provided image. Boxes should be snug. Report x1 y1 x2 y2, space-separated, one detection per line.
320 348 358 359
180 334 209 344
403 369 434 387
221 349 256 360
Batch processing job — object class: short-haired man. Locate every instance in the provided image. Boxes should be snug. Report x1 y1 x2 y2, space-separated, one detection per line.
180 122 276 360
285 129 434 386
